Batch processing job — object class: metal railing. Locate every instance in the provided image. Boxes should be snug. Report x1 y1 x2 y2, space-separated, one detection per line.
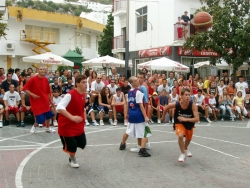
173 23 196 41
20 30 56 43
113 0 127 12
112 35 125 49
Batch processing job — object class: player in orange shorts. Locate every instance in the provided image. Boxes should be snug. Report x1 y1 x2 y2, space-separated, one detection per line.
162 88 199 162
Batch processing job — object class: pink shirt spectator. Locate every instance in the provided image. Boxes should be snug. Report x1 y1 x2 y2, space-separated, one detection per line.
102 80 109 86
0 74 6 85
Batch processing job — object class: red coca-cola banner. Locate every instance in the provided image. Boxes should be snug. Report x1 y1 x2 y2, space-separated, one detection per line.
138 46 172 58
177 47 220 57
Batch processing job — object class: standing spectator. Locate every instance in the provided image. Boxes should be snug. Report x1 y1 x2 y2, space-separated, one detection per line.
3 84 21 126
0 68 6 85
60 69 68 86
121 80 131 95
181 11 190 39
14 68 21 82
218 88 234 121
107 79 118 95
235 76 248 98
176 17 183 39
52 89 62 126
44 67 49 79
27 68 33 74
72 70 79 86
90 71 97 84
1 73 19 94
223 76 229 86
167 72 175 90
23 65 56 133
111 68 120 79
215 76 220 87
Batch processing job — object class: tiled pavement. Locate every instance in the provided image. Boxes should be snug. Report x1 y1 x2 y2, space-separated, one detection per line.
0 116 250 188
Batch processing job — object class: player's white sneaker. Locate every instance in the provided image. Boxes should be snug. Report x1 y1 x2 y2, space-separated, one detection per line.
45 127 56 133
69 157 79 168
53 120 58 127
178 153 186 162
185 149 192 157
100 120 104 126
30 125 37 134
130 145 140 152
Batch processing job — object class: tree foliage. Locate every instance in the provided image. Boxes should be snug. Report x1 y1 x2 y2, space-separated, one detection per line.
98 13 113 56
15 0 92 16
0 12 8 39
183 0 250 70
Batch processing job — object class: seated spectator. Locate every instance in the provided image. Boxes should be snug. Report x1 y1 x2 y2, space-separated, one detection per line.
197 78 203 90
218 88 234 121
102 74 109 86
111 88 126 126
8 68 19 82
158 89 169 122
51 77 61 94
115 78 120 88
148 81 156 98
121 80 131 95
52 89 63 126
62 77 74 96
228 94 236 117
119 75 125 87
167 71 175 90
217 80 226 96
227 80 235 95
98 86 113 126
107 79 118 95
3 84 21 126
90 74 105 106
0 68 6 85
1 73 19 94
0 103 3 127
148 92 161 124
194 89 211 123
20 90 32 127
84 94 99 126
208 92 220 121
0 85 4 106
235 91 247 121
157 79 170 94
168 87 179 123
60 69 68 86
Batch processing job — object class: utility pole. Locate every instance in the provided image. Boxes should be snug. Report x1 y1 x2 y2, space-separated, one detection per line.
124 0 129 78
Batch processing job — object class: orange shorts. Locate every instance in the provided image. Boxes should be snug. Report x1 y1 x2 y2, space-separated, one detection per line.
175 124 194 141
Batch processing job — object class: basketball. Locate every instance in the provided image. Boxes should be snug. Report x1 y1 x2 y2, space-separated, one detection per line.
193 11 213 31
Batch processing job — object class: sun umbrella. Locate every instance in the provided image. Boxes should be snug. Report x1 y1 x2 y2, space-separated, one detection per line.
22 52 74 67
137 57 190 72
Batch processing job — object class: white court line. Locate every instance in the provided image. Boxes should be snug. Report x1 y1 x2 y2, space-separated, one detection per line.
153 129 250 148
0 145 39 148
15 126 125 188
0 147 37 151
9 138 44 145
152 124 248 129
192 142 239 159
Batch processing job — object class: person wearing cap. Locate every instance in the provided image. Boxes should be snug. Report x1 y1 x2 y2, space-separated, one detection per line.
181 11 190 39
148 92 161 124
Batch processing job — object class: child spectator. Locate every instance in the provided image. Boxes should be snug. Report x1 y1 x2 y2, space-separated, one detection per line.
167 87 179 123
52 89 63 126
197 78 203 90
111 88 126 126
51 77 62 94
148 92 161 124
84 94 99 126
208 92 220 121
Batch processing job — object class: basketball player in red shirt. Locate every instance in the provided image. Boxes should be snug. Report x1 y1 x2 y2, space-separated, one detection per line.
56 75 87 168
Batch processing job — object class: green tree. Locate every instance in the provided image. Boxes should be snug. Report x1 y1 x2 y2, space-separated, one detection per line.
184 0 250 71
98 13 113 56
74 46 83 55
0 12 8 39
74 9 82 16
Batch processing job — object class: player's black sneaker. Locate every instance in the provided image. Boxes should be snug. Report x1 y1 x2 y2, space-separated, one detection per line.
138 148 151 157
119 142 126 150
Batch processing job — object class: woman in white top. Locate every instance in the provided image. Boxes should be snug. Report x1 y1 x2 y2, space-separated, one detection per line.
197 78 203 90
217 80 226 96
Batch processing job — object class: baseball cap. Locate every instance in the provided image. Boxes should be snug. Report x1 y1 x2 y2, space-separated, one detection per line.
152 92 158 96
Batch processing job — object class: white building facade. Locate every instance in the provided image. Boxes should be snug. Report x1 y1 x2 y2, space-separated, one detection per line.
0 6 104 72
112 0 218 77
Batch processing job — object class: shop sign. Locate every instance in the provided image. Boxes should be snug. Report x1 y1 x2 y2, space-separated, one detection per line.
138 46 172 58
177 47 220 57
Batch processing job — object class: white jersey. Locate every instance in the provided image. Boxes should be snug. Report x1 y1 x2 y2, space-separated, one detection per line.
3 91 21 106
170 93 178 103
113 93 123 102
235 82 248 97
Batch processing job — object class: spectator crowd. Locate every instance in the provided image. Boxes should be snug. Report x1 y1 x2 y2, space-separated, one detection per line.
0 66 249 130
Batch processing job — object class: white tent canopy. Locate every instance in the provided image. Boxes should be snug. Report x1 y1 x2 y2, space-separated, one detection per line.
194 60 249 70
82 55 132 67
137 57 190 72
22 52 74 67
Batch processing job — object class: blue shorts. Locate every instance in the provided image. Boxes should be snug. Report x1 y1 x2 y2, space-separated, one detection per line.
35 111 54 124
85 105 93 115
97 106 111 114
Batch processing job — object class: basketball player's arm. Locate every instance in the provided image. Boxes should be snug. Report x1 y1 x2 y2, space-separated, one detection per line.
139 103 149 122
178 103 199 123
21 93 26 108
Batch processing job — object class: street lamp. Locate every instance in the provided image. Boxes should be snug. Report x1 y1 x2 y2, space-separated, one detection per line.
135 11 153 47
69 33 82 50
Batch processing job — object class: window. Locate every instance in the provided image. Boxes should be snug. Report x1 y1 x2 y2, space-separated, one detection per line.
75 33 91 48
136 6 148 33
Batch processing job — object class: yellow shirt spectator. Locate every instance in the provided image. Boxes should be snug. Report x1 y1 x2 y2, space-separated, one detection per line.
235 96 244 106
203 80 210 89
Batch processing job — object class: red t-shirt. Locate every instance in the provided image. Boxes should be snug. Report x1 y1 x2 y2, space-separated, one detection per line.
119 81 124 87
205 97 209 105
148 86 154 96
58 89 85 137
22 75 51 116
192 86 198 95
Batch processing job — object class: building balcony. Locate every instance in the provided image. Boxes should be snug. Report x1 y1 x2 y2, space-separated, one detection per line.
112 0 127 17
20 30 56 44
173 23 197 46
112 35 125 53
